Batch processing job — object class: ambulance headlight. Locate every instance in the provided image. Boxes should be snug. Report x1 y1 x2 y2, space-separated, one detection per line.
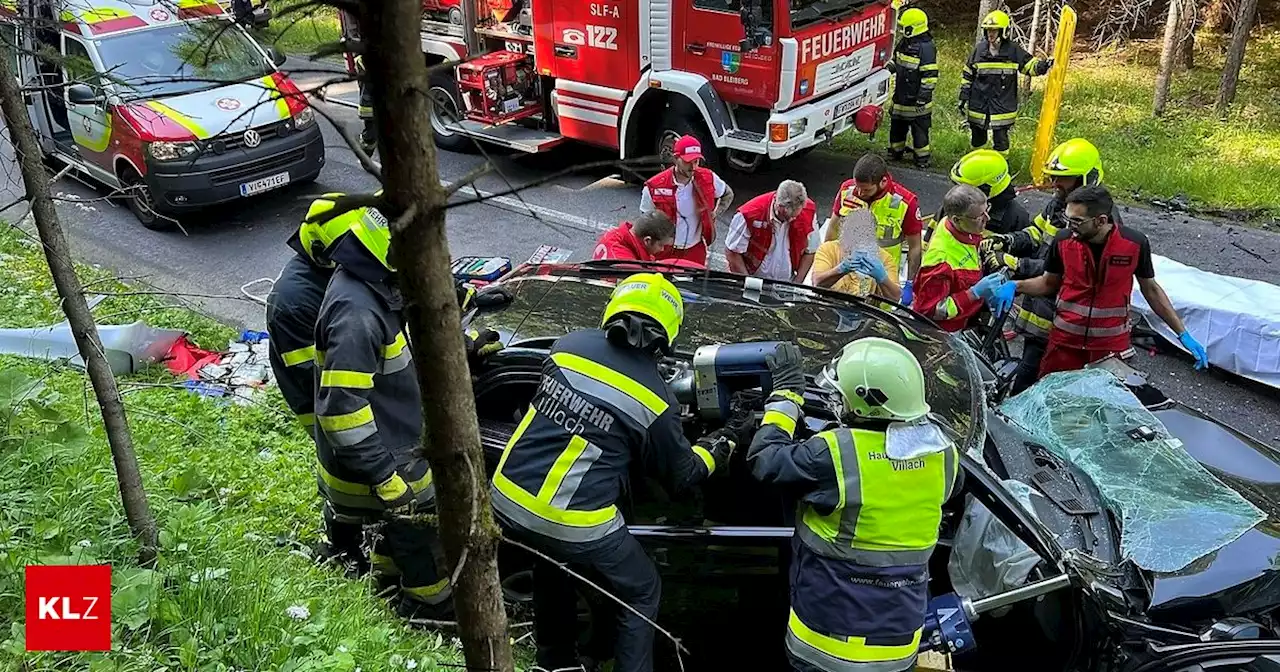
147 141 199 161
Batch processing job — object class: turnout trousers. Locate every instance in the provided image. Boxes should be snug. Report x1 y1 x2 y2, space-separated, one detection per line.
888 113 932 166
1011 337 1047 395
969 123 1011 154
505 522 661 672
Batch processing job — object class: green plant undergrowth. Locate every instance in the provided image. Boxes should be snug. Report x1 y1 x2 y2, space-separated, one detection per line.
258 0 342 58
833 24 1280 221
0 225 465 671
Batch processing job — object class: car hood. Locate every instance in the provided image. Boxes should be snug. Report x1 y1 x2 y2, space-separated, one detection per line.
470 263 987 450
1145 405 1280 622
127 74 295 141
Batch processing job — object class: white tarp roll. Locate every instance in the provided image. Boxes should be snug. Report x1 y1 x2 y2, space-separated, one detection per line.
1130 254 1280 389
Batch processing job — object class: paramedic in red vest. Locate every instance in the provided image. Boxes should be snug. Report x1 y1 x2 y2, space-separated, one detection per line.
639 136 735 266
827 154 925 304
1014 185 1208 377
914 185 1014 332
592 211 676 262
724 180 819 282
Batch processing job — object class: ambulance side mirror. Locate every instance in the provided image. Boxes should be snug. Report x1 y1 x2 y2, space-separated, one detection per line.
266 45 287 68
66 84 102 105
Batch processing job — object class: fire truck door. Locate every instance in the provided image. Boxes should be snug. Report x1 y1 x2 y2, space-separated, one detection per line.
543 0 635 90
676 0 778 108
62 35 111 161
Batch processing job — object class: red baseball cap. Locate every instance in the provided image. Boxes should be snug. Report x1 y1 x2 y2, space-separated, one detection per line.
673 135 703 163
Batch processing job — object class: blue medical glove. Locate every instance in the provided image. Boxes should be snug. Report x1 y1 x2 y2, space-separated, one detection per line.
851 250 889 283
901 280 914 306
837 256 859 275
1178 330 1209 370
969 272 1005 301
989 280 1016 317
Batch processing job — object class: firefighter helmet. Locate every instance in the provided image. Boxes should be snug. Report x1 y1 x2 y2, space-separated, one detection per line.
899 8 929 37
298 192 379 267
1044 138 1105 187
338 193 394 270
825 337 930 422
601 273 686 345
981 10 1011 37
950 149 1012 198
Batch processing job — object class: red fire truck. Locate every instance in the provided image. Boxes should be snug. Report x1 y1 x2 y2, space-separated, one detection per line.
341 0 895 173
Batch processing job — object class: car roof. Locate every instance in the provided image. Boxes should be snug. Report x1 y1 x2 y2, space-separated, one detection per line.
53 0 226 38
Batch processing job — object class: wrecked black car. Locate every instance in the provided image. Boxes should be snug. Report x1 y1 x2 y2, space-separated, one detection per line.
461 260 1280 672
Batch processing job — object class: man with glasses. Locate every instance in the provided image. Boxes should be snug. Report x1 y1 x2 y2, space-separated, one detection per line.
914 184 1013 332
1013 185 1208 377
725 180 820 282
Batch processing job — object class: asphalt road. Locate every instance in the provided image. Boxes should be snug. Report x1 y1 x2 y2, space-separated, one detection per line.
1 61 1277 445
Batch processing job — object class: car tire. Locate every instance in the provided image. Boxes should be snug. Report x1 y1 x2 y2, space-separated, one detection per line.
119 167 175 232
428 68 477 154
657 111 722 175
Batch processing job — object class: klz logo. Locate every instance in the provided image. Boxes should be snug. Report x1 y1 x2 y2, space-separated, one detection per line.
25 565 112 651
561 25 617 51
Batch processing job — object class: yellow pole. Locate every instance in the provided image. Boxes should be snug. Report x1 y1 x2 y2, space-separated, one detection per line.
1029 5 1077 185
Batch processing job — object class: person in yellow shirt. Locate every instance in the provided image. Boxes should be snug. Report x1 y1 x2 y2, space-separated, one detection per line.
812 242 901 302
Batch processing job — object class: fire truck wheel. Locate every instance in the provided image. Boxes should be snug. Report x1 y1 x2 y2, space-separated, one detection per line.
119 167 175 232
657 113 721 174
428 70 477 154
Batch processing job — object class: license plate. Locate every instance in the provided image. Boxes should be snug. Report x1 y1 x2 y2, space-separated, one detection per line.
240 171 290 197
836 95 865 118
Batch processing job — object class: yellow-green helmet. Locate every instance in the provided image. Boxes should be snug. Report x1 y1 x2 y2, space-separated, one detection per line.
950 149 1012 198
601 273 685 345
981 9 1011 35
299 193 364 266
1044 138 1104 186
827 337 930 422
899 7 928 37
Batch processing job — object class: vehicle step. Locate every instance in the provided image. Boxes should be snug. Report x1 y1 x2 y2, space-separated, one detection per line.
445 120 566 153
727 129 766 143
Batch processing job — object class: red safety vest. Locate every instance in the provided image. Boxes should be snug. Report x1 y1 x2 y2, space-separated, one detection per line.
1050 225 1141 351
592 222 652 262
736 193 816 276
646 167 718 248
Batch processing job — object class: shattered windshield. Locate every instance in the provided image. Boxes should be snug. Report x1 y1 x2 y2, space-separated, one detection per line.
1000 369 1265 573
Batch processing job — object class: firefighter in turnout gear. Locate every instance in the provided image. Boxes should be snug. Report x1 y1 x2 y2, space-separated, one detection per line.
353 53 375 154
748 338 958 672
313 198 475 620
490 273 735 672
267 193 370 576
983 139 1117 393
959 10 1052 155
887 7 938 168
946 149 1031 236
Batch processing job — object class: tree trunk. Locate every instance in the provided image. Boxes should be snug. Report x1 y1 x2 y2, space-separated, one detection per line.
1153 0 1181 116
1023 0 1045 96
1215 0 1259 115
353 0 514 670
0 55 158 564
1176 0 1198 70
977 0 999 41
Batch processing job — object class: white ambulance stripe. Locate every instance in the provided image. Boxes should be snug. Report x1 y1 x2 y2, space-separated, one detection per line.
557 105 619 127
558 95 618 113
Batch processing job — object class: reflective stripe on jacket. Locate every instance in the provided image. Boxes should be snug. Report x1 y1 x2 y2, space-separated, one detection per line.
960 38 1047 128
913 219 984 332
646 166 718 248
1049 224 1141 351
890 34 937 117
491 329 712 545
313 268 433 513
748 404 956 672
735 192 817 276
830 178 919 261
265 253 330 431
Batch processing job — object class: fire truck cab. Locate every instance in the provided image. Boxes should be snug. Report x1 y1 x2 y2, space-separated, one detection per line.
342 0 895 172
2 0 325 230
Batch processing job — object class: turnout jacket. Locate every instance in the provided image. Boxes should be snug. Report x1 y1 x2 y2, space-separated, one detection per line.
491 328 713 545
313 266 433 513
890 33 938 117
960 38 1049 128
265 253 331 431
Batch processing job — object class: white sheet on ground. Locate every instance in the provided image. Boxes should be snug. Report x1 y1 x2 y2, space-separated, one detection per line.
1131 254 1280 389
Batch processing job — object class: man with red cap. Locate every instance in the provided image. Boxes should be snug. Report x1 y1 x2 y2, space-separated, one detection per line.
592 211 677 262
640 135 735 266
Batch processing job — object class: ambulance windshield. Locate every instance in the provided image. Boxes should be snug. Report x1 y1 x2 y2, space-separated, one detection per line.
95 20 272 100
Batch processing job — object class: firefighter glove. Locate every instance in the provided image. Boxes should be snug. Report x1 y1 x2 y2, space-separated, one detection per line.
1178 330 1209 370
980 233 1012 253
884 60 897 74
696 429 738 473
375 472 416 512
1040 58 1054 74
466 329 504 359
766 342 806 395
982 250 1019 274
473 285 514 308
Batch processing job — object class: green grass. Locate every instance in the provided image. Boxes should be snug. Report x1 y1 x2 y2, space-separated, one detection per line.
833 24 1280 222
0 225 466 671
257 1 342 57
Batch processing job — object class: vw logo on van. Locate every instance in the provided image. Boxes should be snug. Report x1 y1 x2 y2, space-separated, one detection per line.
242 129 262 148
